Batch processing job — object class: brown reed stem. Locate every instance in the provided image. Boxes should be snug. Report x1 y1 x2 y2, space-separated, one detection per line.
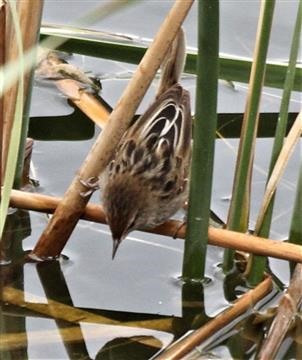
156 277 273 360
9 189 302 264
2 0 43 179
257 264 302 360
31 0 194 259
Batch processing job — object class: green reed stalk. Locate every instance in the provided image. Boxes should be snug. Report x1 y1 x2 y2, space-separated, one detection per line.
182 0 219 280
289 164 302 246
248 0 302 285
223 0 276 272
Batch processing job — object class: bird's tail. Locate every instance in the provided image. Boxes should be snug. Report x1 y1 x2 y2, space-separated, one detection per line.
156 27 186 97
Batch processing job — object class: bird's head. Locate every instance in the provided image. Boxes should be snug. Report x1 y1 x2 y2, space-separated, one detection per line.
103 178 143 259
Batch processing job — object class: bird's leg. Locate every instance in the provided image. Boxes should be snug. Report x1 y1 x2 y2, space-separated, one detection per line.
173 221 186 239
79 176 99 197
173 201 188 239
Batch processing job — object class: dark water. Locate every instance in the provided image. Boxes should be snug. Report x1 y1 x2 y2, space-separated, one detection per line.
1 1 301 359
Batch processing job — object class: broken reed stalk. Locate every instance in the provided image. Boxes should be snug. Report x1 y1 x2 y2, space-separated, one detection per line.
156 277 273 360
56 79 110 128
9 190 302 263
258 264 302 360
31 0 194 259
37 51 110 128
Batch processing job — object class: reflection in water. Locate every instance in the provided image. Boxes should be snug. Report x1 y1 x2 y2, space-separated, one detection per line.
0 209 300 359
1 210 30 359
0 211 172 358
36 260 91 359
0 181 299 360
95 336 161 360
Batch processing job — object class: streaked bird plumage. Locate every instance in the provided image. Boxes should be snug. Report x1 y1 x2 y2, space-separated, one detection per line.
100 28 192 258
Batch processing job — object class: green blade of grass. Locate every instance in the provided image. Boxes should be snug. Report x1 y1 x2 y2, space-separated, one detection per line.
182 0 219 281
248 0 302 285
39 26 302 91
223 0 276 272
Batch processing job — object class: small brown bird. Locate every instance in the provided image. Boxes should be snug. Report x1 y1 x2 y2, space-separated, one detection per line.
100 29 192 259
101 83 192 258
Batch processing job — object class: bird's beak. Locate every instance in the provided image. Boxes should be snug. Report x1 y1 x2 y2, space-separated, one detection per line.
112 238 122 260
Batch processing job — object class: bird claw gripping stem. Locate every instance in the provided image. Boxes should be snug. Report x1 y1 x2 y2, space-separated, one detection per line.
79 176 100 197
173 219 187 239
173 204 188 239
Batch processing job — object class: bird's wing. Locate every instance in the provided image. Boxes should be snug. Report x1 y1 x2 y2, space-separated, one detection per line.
124 83 191 158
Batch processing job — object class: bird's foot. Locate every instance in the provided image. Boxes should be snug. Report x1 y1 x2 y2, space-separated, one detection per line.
173 201 188 238
173 219 187 239
80 176 99 197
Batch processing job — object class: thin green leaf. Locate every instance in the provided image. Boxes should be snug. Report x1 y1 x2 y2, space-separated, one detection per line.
39 25 302 92
289 163 302 246
248 1 302 284
223 0 276 272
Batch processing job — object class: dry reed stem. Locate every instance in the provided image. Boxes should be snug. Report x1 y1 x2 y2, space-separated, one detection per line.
9 189 302 263
2 1 43 174
32 0 194 259
156 277 273 360
1 286 174 333
255 111 302 234
257 264 302 360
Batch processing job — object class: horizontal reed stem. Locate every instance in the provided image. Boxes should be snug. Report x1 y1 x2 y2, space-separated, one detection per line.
9 189 302 264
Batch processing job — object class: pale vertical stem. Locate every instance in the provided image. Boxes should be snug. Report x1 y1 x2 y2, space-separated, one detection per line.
0 1 5 185
3 0 16 177
32 0 194 258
